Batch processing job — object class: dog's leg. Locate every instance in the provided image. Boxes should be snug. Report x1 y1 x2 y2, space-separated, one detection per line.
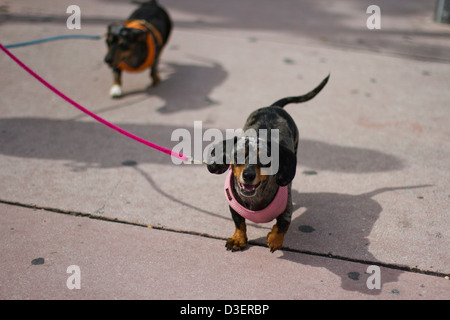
267 224 287 253
109 68 123 98
150 54 161 86
226 207 248 251
267 185 293 252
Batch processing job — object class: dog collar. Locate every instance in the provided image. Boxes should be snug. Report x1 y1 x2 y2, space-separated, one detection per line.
117 20 163 72
224 169 288 223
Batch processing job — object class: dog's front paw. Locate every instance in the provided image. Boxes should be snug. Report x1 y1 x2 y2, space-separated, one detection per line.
109 84 122 98
225 230 248 251
226 236 248 251
267 225 285 253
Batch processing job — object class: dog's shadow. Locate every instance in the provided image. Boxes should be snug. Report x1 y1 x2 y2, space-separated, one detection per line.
119 60 228 113
254 184 431 294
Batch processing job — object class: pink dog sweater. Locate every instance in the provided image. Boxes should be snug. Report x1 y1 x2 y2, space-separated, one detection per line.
224 169 288 223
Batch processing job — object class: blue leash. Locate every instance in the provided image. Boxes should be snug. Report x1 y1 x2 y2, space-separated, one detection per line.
3 34 102 49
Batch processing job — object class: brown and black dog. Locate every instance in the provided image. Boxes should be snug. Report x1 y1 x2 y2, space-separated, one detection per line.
207 75 329 252
104 0 172 98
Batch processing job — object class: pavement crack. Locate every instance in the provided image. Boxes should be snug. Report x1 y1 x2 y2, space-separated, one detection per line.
1 199 448 279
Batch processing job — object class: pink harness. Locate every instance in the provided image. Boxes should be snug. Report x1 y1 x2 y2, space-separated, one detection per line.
224 169 288 223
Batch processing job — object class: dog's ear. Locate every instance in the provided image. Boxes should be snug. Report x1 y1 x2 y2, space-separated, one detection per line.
129 28 147 42
275 145 297 186
206 137 236 175
107 23 122 34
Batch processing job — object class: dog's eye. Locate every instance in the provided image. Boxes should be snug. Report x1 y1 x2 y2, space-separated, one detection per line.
260 161 272 168
106 36 117 44
119 42 129 50
233 152 246 165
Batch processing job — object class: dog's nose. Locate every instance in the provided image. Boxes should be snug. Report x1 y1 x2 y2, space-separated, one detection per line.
242 169 256 183
104 55 113 64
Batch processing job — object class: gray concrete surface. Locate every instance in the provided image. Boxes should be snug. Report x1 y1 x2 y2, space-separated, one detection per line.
0 0 449 300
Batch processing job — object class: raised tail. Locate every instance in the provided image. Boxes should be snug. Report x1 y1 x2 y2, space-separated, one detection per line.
131 0 157 5
270 74 330 108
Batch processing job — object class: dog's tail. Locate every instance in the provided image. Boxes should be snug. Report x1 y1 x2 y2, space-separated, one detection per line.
270 74 330 108
131 0 157 5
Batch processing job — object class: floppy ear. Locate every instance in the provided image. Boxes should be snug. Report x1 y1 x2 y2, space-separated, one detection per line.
276 145 297 186
206 137 236 175
108 22 122 35
130 28 146 42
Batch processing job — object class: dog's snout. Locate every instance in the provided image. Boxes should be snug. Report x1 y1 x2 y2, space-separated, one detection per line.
104 55 113 64
242 168 256 183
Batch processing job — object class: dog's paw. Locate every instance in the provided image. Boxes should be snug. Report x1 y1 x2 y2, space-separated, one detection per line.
267 226 285 253
225 233 248 251
109 84 122 98
151 74 160 87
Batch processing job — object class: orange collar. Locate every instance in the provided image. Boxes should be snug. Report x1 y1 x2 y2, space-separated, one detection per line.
117 20 163 72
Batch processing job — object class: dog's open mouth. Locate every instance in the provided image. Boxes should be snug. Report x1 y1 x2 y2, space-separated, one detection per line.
238 181 261 197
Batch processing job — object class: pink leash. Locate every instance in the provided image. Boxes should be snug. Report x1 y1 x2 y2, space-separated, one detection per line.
0 43 192 163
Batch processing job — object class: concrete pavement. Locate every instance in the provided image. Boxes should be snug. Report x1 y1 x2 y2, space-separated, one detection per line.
1 0 449 300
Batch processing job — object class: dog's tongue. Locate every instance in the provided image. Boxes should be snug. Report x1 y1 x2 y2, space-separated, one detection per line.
242 183 256 191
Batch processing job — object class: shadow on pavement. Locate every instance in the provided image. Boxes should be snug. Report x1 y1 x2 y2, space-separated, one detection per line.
298 139 403 173
115 60 228 114
0 118 404 173
268 184 431 294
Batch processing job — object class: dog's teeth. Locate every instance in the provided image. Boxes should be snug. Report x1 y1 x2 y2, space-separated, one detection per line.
243 184 255 191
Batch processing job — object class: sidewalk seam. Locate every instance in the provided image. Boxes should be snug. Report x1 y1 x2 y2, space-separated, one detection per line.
1 199 448 278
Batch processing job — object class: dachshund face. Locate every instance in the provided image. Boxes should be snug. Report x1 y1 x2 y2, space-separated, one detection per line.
231 136 273 198
232 164 274 198
207 135 296 197
104 24 145 68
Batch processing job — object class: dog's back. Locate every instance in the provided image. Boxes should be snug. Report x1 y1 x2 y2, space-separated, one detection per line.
129 0 172 43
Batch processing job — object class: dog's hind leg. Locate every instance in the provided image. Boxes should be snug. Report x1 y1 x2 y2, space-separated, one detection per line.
150 54 161 86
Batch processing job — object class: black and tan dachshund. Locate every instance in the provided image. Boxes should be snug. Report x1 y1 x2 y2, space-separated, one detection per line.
207 75 330 252
104 0 172 98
